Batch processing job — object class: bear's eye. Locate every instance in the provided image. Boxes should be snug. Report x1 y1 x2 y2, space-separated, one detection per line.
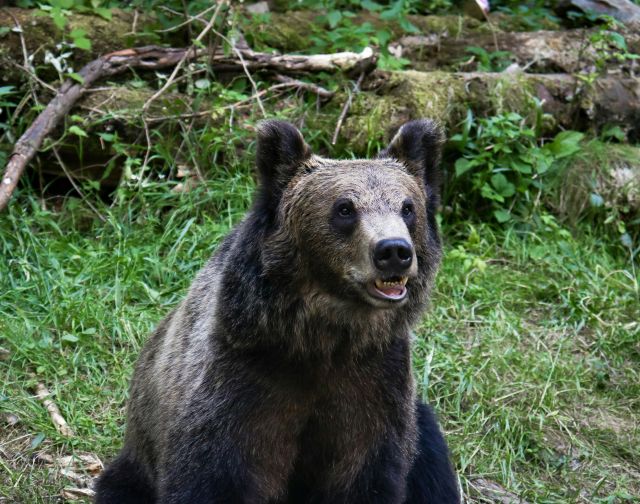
336 201 355 218
402 203 414 217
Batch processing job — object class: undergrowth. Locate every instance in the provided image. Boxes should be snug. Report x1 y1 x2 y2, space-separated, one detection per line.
1 1 639 503
1 169 638 502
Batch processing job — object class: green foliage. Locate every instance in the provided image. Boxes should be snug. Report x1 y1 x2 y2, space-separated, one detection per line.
296 0 451 15
25 0 114 29
449 111 584 224
463 46 513 72
491 1 561 30
1 191 638 500
289 0 421 70
576 16 639 85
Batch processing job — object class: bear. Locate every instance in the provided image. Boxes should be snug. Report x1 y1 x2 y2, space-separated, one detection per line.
95 119 460 504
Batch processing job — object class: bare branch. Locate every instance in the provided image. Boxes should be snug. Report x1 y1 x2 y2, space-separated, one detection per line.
35 383 74 438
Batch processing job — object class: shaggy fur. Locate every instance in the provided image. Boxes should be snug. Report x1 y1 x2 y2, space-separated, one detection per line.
95 119 460 503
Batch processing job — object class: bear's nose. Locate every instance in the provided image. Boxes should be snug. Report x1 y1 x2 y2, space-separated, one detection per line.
373 238 413 273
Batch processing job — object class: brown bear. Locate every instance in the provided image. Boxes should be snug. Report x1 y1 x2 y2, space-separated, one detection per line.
95 119 460 503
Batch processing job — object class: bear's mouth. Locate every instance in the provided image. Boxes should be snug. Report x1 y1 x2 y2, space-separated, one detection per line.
367 276 408 301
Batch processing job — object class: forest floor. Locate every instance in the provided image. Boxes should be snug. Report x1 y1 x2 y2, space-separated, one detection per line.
1 2 640 503
1 186 638 503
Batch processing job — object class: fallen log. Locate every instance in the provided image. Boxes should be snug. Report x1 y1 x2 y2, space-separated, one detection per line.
556 0 640 25
0 8 157 83
0 44 372 211
392 28 640 73
333 70 640 151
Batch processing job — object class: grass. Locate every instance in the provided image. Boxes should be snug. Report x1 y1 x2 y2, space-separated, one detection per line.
0 177 638 503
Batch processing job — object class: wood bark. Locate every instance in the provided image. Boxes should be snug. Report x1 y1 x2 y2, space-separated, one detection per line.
338 70 640 151
0 44 374 211
392 28 640 73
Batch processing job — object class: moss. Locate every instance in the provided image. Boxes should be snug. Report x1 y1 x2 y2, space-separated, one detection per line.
0 8 155 83
553 140 640 221
340 70 621 153
340 71 468 152
245 11 498 54
243 11 317 53
488 12 561 32
410 14 495 37
80 86 193 121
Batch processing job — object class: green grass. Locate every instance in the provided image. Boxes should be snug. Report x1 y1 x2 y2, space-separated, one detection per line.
0 183 638 503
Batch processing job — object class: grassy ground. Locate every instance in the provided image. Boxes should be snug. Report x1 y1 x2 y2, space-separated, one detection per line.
0 177 638 503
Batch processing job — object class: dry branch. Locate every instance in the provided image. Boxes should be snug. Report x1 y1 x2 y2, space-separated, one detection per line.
35 383 74 437
0 44 374 211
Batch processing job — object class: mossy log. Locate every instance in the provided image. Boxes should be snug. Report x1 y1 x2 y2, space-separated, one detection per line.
245 11 496 53
335 70 640 151
0 8 157 83
552 140 640 219
393 28 640 73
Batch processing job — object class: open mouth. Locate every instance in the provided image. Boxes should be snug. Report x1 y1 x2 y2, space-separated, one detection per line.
367 276 408 301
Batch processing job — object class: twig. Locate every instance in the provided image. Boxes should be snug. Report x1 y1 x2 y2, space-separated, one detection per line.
143 1 226 112
51 147 106 222
233 43 267 117
7 60 57 93
0 43 375 211
332 72 365 145
0 46 205 211
155 3 220 33
5 9 39 105
35 383 74 437
126 9 140 36
273 74 334 99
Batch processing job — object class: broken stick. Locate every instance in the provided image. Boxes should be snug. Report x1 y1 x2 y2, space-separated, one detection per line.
35 383 74 437
0 44 375 212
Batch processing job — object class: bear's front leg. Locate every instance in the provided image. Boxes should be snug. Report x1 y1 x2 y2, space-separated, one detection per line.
157 381 303 504
404 401 460 504
325 438 411 504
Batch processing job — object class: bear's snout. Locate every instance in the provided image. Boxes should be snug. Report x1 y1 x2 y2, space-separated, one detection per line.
373 238 413 274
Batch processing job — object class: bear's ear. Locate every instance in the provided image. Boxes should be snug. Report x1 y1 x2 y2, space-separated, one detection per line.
256 120 312 200
379 119 444 204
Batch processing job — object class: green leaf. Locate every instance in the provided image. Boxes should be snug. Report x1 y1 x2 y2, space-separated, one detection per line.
69 125 88 137
98 132 115 142
455 158 474 176
51 10 67 30
481 183 504 203
61 333 79 343
608 32 627 50
69 28 86 38
95 7 113 21
326 10 342 29
361 0 383 11
0 26 11 38
68 72 84 84
491 173 516 197
494 209 511 223
0 85 15 96
398 17 419 34
31 433 46 450
601 124 625 142
73 37 91 51
545 130 584 159
511 159 532 174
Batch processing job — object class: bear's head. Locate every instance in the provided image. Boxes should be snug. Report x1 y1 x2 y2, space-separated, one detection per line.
258 120 443 312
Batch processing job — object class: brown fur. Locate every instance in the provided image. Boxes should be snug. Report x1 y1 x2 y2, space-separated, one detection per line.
95 119 460 504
